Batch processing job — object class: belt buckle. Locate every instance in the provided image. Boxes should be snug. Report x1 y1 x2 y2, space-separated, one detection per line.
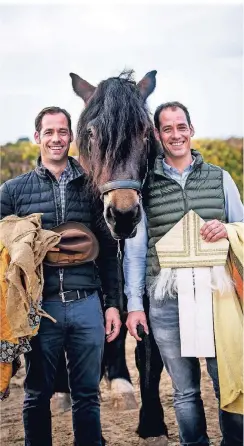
76 290 87 300
60 290 74 303
59 290 87 303
83 290 88 299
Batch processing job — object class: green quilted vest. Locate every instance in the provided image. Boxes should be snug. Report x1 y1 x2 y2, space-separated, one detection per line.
143 150 226 284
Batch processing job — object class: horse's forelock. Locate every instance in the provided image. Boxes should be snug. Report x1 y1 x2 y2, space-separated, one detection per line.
76 70 154 184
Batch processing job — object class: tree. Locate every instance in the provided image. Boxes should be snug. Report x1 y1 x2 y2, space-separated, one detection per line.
192 138 243 200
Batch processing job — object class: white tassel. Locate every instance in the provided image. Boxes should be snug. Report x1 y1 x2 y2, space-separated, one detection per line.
148 268 177 300
149 265 233 301
211 265 234 295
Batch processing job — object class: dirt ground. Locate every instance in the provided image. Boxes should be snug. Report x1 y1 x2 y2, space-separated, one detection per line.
0 336 221 446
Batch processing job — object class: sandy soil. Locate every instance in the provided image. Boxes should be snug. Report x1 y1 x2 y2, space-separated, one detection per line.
0 336 221 446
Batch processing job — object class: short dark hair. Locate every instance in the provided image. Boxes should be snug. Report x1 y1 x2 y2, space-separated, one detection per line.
154 101 192 131
35 106 72 133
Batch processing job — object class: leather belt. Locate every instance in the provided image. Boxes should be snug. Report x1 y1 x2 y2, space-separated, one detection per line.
44 289 96 303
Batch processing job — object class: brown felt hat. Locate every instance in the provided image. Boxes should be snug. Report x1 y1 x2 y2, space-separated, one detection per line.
44 221 99 267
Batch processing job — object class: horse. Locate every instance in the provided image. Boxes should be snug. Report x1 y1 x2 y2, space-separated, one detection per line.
70 69 159 238
68 69 168 445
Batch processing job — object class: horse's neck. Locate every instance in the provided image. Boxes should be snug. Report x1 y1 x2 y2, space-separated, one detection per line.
78 155 90 175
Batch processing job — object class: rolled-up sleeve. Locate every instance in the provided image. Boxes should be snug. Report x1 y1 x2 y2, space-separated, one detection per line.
123 210 148 312
223 170 244 223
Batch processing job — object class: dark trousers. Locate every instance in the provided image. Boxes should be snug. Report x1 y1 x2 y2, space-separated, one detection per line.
23 292 105 446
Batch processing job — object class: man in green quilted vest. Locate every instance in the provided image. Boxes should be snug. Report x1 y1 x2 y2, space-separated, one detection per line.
124 102 243 446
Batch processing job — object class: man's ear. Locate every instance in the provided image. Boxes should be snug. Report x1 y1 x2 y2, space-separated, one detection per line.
190 125 195 137
154 127 161 141
34 131 41 144
70 131 74 143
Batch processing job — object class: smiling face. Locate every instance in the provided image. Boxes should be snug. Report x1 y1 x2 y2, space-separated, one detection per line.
34 113 73 165
155 106 194 163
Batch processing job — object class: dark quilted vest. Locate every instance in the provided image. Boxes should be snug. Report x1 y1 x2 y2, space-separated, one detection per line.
0 157 103 297
143 150 226 285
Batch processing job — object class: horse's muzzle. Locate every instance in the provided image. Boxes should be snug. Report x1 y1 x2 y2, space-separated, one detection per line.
105 203 141 239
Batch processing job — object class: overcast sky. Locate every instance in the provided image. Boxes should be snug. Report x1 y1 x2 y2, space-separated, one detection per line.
0 2 243 144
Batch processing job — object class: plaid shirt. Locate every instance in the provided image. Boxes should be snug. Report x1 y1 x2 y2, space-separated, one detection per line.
58 160 74 220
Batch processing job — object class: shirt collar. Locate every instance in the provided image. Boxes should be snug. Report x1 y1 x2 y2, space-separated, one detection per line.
60 160 72 176
163 155 196 174
40 159 73 178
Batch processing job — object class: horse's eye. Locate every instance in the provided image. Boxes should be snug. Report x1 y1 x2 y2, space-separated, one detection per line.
87 128 94 138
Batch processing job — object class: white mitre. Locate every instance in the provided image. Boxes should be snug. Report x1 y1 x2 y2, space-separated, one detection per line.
150 210 230 357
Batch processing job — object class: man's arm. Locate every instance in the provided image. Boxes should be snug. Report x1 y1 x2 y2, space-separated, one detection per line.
91 200 121 342
123 211 148 312
200 170 243 241
95 228 120 310
92 208 120 309
223 170 244 223
124 210 149 341
0 183 14 219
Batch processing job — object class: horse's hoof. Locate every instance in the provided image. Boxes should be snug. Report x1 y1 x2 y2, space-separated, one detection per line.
52 392 71 413
110 378 137 410
139 436 168 446
112 391 138 410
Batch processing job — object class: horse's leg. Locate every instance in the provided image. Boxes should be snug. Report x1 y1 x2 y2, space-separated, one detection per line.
136 299 168 444
103 313 137 410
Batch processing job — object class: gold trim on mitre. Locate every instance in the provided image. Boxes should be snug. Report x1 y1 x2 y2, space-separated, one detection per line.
155 210 229 269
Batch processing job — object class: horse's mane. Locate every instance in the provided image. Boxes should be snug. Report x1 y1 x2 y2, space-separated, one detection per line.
76 70 158 182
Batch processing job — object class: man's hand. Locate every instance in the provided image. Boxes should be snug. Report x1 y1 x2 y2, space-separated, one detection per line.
126 311 149 341
105 308 121 343
200 219 228 242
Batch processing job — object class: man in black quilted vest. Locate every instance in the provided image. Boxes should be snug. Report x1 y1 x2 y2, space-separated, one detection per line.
124 102 243 446
0 106 121 446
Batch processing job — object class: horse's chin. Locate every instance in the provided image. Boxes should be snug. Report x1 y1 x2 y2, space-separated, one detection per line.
107 225 138 241
127 227 138 238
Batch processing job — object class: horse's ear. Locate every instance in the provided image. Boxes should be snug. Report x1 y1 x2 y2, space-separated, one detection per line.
137 70 157 101
70 73 96 104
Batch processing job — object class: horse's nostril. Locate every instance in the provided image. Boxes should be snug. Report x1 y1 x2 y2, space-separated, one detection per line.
106 205 115 223
131 204 141 224
134 204 141 220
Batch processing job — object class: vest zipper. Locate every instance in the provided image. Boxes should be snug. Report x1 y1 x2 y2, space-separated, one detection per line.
159 175 190 214
59 268 64 299
50 178 65 298
180 167 199 214
182 189 188 214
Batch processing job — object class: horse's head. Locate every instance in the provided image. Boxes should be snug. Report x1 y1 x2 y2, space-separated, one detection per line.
70 69 157 239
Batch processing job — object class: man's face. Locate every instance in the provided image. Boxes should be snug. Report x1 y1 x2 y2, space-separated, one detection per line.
155 107 194 159
34 113 73 164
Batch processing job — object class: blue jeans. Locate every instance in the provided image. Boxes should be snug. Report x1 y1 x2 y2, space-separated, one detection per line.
149 298 243 446
23 291 105 446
